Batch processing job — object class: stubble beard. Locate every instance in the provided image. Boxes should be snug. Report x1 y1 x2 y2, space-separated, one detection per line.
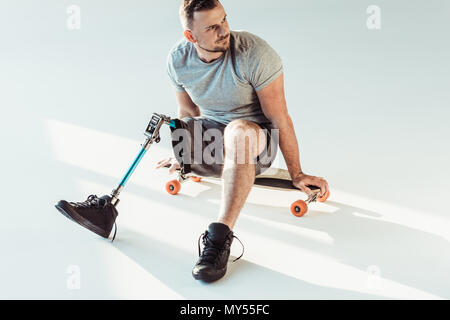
198 36 230 53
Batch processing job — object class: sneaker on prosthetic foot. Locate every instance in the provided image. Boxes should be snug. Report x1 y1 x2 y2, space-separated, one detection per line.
55 194 118 240
192 222 244 282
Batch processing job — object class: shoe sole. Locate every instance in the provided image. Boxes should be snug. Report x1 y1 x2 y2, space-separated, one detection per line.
55 200 110 239
192 266 227 283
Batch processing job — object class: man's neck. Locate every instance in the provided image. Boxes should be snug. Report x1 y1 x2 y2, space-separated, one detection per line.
194 44 224 63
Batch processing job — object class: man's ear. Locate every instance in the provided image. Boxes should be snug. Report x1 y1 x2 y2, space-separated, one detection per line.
184 30 196 43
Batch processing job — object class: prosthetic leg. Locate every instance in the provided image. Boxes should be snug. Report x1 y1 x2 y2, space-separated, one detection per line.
55 113 178 240
109 113 176 206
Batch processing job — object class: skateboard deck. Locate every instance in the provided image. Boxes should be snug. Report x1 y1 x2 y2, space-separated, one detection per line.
162 164 329 217
254 167 319 191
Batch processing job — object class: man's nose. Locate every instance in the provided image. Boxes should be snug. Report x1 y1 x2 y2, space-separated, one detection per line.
218 25 228 37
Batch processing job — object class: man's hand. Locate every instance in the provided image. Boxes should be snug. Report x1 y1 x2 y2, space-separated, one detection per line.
155 157 181 174
292 173 329 197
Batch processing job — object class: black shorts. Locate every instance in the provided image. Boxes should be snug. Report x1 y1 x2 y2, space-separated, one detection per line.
170 117 278 178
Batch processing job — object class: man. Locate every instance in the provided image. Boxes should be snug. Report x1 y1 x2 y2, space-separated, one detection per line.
156 0 329 282
55 0 329 284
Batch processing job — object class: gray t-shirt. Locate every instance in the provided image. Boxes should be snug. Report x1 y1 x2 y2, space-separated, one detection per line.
167 30 283 125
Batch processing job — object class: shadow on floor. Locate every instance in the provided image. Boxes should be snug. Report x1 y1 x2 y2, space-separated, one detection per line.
113 227 383 299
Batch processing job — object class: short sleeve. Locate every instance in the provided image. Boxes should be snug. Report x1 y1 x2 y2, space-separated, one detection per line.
245 36 283 91
167 53 185 92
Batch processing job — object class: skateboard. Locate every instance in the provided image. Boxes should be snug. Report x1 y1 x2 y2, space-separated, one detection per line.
164 165 330 217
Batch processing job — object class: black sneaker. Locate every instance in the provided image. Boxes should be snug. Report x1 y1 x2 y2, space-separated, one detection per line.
55 194 118 240
192 222 244 282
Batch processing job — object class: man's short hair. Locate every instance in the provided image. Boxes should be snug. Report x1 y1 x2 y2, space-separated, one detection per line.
180 0 220 29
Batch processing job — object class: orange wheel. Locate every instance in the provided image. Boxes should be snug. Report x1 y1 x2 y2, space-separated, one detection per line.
290 200 308 217
165 180 181 195
318 190 330 203
191 176 202 182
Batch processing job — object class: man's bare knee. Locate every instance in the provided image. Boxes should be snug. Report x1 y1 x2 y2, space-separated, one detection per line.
224 120 266 163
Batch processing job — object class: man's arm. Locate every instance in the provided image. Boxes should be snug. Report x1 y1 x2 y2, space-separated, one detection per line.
256 73 329 196
174 90 201 119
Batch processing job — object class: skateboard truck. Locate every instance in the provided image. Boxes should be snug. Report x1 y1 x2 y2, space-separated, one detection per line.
306 191 319 203
109 113 176 206
290 188 326 217
164 165 202 195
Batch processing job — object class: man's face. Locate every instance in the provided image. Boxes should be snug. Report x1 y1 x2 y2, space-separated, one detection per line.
190 3 230 53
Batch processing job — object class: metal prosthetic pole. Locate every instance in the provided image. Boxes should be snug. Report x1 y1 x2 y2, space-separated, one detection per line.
109 113 176 206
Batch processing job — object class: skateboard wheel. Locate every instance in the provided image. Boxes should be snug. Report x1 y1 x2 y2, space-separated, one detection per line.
318 190 330 203
191 176 202 182
290 200 308 217
165 180 181 195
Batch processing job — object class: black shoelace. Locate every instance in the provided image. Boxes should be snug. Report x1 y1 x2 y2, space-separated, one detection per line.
197 230 244 264
71 194 105 207
72 195 117 242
